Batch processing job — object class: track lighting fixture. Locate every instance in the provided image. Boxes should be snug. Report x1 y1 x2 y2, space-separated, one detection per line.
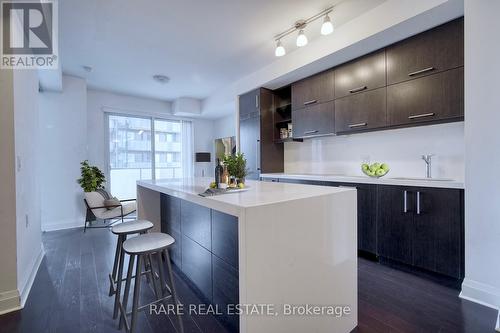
274 6 334 57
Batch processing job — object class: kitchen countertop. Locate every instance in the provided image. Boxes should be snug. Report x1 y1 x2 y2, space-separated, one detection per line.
260 173 465 189
137 177 354 216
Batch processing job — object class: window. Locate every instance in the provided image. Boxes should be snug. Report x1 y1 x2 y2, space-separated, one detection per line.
107 114 193 199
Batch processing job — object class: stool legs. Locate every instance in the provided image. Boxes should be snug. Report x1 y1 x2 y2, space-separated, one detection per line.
164 249 184 333
119 254 135 331
109 234 126 297
130 255 143 333
113 234 126 319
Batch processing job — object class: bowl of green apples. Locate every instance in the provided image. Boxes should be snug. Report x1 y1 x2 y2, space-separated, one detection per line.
362 162 390 178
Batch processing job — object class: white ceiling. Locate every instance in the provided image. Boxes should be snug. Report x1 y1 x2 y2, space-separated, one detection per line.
60 0 384 110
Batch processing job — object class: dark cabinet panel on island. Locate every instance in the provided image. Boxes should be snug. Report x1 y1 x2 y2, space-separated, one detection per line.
212 210 239 269
334 50 386 99
292 101 335 138
291 70 335 110
181 235 213 302
386 18 463 85
212 255 239 332
180 200 211 250
334 87 387 134
387 67 464 127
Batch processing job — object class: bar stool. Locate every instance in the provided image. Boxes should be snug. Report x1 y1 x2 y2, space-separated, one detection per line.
109 220 154 319
119 233 184 333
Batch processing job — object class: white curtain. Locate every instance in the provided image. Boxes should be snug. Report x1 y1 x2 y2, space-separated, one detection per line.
181 120 194 178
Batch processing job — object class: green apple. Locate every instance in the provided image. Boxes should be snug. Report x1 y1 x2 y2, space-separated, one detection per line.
370 162 380 172
376 168 386 177
381 163 390 172
361 163 370 172
366 170 376 177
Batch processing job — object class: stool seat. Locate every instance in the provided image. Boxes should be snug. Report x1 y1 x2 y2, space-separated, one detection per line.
111 220 153 235
123 233 174 255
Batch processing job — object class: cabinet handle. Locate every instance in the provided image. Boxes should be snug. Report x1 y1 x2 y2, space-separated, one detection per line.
303 99 317 106
408 113 435 120
303 130 319 135
348 122 368 128
255 95 259 108
403 190 408 213
416 191 421 215
349 86 367 93
408 67 435 77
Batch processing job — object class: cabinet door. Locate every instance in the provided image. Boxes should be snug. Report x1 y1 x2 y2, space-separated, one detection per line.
412 188 463 278
239 89 260 116
212 255 239 332
239 115 260 180
386 18 463 85
387 67 464 127
335 88 387 134
181 200 211 250
291 70 335 110
377 186 414 264
181 235 212 302
335 50 386 99
292 101 335 138
161 194 182 266
212 211 239 269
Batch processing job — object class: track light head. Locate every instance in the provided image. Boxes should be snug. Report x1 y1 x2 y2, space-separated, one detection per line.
321 14 334 35
275 40 286 57
296 29 308 47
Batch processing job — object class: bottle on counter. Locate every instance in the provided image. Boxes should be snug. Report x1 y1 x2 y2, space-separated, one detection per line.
220 164 229 189
215 158 223 188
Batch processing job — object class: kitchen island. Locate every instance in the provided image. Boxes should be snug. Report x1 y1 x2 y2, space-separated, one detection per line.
137 178 357 333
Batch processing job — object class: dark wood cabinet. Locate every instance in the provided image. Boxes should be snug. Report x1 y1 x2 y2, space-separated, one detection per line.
278 178 325 186
181 200 211 250
291 70 335 110
161 194 182 266
334 87 387 133
377 185 464 279
335 50 386 99
387 67 464 127
292 101 335 138
386 18 463 85
181 235 213 302
212 211 239 269
239 88 283 180
212 255 239 332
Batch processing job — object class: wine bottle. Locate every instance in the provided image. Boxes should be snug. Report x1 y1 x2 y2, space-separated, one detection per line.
215 158 222 188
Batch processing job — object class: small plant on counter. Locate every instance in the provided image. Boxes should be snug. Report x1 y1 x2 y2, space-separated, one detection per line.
77 160 106 192
223 153 249 185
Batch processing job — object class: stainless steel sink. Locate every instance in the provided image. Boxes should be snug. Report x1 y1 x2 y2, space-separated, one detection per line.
389 177 455 182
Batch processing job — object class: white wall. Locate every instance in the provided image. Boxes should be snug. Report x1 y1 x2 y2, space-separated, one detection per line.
13 69 44 305
461 0 500 318
284 122 465 180
38 76 88 231
213 113 237 140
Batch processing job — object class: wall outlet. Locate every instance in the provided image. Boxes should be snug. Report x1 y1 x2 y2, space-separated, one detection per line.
25 214 29 228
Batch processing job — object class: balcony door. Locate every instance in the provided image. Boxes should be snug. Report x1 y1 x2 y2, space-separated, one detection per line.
107 114 192 199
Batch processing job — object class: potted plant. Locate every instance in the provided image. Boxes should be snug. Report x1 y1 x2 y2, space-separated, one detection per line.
223 153 248 186
77 160 106 192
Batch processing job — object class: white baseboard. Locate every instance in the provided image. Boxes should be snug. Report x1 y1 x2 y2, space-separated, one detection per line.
42 218 83 232
18 245 45 307
460 278 500 310
0 289 21 315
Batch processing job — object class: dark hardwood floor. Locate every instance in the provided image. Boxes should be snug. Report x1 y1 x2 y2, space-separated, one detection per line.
0 228 497 333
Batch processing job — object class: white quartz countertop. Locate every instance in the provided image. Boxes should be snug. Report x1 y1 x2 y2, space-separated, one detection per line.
137 178 354 216
260 173 464 189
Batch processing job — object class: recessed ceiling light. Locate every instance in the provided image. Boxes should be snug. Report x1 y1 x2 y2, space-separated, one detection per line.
153 74 170 84
83 65 93 72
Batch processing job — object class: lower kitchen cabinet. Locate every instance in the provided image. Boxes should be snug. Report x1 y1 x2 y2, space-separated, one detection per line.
377 185 464 279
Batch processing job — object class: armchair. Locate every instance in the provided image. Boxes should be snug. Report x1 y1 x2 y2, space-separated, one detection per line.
83 191 137 232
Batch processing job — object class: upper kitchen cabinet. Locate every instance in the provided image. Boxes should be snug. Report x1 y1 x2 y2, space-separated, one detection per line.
291 70 335 110
334 50 386 99
335 87 387 134
386 18 463 85
239 88 283 180
387 67 464 126
292 101 335 138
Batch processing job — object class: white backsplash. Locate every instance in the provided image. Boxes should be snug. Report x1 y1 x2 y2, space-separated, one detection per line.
284 122 465 181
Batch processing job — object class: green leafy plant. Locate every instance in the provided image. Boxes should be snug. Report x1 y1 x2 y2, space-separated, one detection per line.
223 153 248 180
77 160 106 192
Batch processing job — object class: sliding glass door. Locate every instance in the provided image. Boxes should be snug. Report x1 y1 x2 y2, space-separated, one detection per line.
107 114 192 199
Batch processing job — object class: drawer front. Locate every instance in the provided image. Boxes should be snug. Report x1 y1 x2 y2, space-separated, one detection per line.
386 18 463 85
181 200 212 250
387 67 464 127
335 87 387 134
335 50 386 99
212 255 239 332
211 211 239 269
292 101 335 138
181 235 212 302
291 70 334 110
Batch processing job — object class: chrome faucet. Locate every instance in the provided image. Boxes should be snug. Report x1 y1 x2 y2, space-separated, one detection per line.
421 154 434 178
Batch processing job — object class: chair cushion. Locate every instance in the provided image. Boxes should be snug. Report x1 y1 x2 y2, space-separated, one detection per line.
84 191 107 218
111 220 153 235
104 197 121 210
100 202 136 219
